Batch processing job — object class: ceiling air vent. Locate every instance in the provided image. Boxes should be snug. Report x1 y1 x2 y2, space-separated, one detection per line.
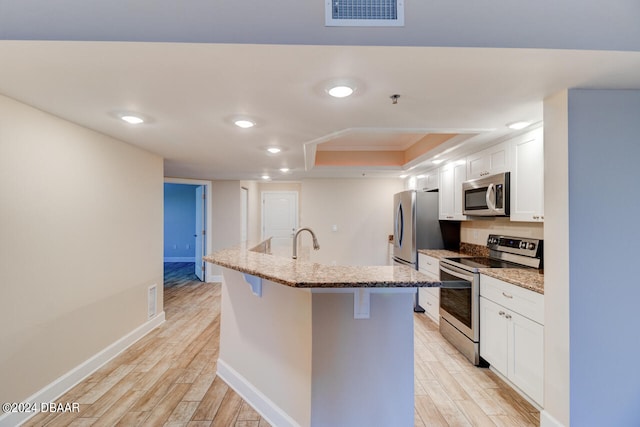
325 0 404 27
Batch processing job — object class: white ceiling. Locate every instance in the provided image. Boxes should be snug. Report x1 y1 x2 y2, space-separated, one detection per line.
1 41 640 181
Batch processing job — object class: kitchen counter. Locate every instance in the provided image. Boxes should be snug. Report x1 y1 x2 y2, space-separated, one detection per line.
480 268 544 294
418 248 544 294
418 248 467 260
206 243 441 289
203 240 423 426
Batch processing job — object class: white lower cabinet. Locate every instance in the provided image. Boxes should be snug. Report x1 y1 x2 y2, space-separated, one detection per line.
480 275 544 406
420 287 440 324
418 253 440 324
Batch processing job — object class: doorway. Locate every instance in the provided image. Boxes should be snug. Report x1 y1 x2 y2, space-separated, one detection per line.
164 178 212 284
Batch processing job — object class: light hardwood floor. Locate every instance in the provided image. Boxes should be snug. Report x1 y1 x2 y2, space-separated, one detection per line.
24 264 539 426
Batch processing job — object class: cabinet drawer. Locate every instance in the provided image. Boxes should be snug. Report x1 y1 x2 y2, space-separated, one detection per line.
424 286 440 298
418 253 440 277
480 274 544 324
419 288 440 324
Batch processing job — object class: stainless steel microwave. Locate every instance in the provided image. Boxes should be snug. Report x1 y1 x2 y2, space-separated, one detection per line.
462 172 510 216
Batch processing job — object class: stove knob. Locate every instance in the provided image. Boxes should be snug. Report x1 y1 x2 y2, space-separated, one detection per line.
519 242 527 249
528 243 536 250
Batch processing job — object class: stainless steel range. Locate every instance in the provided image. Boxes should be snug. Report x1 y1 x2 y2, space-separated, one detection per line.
439 234 543 365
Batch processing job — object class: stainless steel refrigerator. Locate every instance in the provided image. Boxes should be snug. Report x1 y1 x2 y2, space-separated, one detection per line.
392 190 460 311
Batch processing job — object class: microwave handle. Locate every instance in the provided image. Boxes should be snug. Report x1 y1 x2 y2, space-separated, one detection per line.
486 183 496 211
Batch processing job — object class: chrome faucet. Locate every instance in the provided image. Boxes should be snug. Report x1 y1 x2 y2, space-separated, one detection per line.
292 227 320 259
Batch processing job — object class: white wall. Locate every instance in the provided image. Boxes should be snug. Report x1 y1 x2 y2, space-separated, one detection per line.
542 91 570 427
240 180 261 243
209 181 242 278
300 178 403 266
0 94 163 403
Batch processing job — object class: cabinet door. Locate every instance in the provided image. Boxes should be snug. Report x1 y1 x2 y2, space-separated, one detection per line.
420 288 440 324
479 297 508 374
417 171 439 192
467 142 509 180
439 162 467 220
509 310 544 405
439 165 455 220
510 128 544 222
418 254 439 277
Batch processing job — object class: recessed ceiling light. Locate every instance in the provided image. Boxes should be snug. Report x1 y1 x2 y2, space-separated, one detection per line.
280 168 290 173
328 85 354 98
399 174 408 179
507 121 531 130
416 175 425 179
121 115 145 125
234 119 255 129
261 175 271 180
267 147 281 154
432 159 444 165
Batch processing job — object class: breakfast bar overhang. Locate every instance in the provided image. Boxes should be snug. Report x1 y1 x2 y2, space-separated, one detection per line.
205 242 441 427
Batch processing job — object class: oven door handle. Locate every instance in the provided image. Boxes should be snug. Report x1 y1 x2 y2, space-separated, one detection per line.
440 281 472 289
440 263 476 282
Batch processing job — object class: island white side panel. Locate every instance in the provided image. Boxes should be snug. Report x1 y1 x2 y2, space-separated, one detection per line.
311 292 415 427
219 268 312 427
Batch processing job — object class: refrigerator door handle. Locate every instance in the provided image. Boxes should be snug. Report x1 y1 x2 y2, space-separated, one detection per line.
395 202 404 248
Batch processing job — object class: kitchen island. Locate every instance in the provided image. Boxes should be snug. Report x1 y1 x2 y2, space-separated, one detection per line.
204 240 441 427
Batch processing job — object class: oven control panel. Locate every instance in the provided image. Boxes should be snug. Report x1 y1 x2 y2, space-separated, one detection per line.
487 234 542 258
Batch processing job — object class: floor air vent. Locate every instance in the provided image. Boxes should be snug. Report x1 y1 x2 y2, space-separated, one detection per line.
148 284 157 319
325 0 404 26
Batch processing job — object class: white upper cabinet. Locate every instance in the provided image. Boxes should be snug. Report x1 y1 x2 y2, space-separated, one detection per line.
416 170 439 192
466 141 510 180
439 160 467 220
509 127 544 222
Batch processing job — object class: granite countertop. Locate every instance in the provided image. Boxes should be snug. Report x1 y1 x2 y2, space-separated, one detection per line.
480 268 544 294
418 247 544 294
204 244 441 289
418 249 468 260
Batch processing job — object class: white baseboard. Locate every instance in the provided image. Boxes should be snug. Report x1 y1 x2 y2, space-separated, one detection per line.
540 410 565 427
217 358 301 427
164 257 195 262
208 274 223 283
0 312 165 427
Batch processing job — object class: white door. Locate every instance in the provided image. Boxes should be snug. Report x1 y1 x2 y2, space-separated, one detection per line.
195 185 205 281
262 191 298 250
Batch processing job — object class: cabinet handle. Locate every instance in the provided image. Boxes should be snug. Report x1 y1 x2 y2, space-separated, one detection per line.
505 314 512 320
498 311 506 316
502 292 513 299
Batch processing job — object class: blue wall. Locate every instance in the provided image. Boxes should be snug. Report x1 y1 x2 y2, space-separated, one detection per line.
568 89 640 425
164 183 196 261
